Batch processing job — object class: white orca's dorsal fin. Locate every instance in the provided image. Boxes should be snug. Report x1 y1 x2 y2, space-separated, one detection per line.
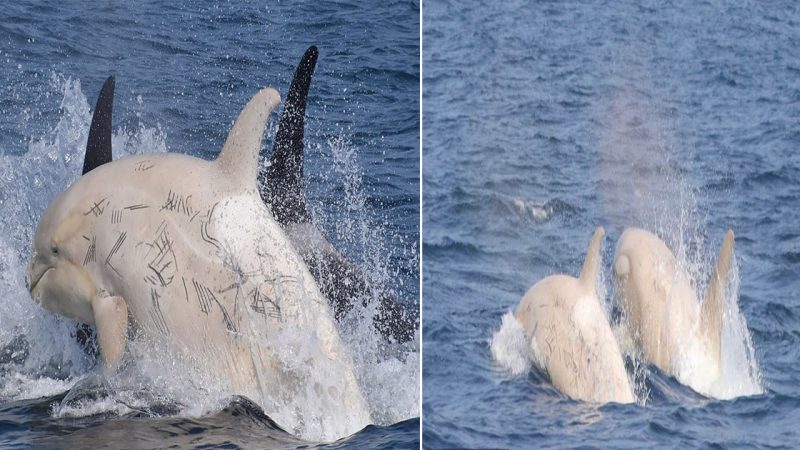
702 229 735 364
82 75 115 175
579 227 605 293
217 88 281 182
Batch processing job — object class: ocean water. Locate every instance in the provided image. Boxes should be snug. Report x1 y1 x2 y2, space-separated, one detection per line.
423 0 800 448
0 0 419 448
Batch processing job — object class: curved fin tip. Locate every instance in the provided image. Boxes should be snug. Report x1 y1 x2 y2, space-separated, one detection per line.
579 227 605 287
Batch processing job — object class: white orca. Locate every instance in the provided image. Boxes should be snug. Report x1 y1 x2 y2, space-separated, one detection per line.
78 47 416 343
613 227 735 397
515 228 635 404
28 88 372 440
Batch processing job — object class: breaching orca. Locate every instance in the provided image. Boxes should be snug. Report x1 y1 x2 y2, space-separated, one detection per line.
77 47 416 344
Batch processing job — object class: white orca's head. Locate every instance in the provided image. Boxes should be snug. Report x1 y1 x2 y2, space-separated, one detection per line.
27 181 99 324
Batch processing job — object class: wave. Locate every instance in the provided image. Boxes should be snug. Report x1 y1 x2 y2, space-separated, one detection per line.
423 237 482 259
1 388 418 449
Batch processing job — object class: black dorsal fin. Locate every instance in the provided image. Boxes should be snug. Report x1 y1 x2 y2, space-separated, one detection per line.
82 76 115 175
264 46 318 225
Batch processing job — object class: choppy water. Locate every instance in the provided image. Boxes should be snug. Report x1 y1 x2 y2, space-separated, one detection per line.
423 0 800 448
0 0 419 448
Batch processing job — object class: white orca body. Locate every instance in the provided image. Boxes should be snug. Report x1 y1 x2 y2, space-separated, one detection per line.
613 227 734 397
79 48 416 344
515 228 634 404
27 89 371 441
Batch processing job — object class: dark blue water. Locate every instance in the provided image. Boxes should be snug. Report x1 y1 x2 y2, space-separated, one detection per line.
423 0 800 448
0 393 419 449
0 0 419 448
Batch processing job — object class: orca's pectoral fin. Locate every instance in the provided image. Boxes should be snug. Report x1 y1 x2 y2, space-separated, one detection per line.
90 294 128 369
82 75 115 175
264 46 319 225
702 229 735 364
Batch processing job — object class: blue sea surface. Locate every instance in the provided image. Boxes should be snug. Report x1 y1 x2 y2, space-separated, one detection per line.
0 0 419 448
423 0 799 448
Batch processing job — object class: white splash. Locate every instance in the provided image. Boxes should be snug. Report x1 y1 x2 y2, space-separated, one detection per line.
715 256 763 398
310 132 420 426
0 372 78 402
669 252 763 400
510 197 553 221
490 311 532 376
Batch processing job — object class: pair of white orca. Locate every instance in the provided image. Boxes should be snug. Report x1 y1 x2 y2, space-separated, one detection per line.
515 226 735 404
25 47 414 439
